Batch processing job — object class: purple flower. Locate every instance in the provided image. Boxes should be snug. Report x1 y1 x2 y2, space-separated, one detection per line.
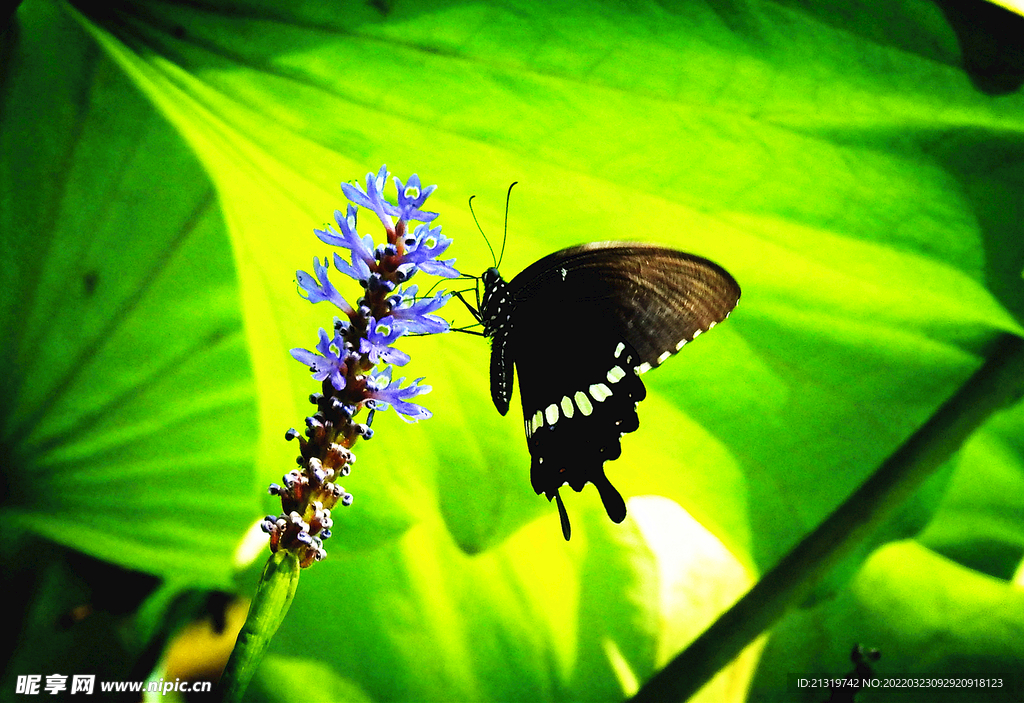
390 285 452 334
296 257 354 315
365 366 432 422
359 316 411 366
341 165 399 230
403 223 459 278
291 327 348 391
333 250 371 284
393 174 438 223
314 205 375 282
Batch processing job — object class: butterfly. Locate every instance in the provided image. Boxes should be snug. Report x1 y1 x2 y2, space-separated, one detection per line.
458 241 740 540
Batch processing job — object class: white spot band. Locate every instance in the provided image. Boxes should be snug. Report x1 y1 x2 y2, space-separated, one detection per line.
574 390 593 416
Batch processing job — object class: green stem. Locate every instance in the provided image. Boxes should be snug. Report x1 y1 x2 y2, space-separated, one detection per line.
218 550 301 703
630 333 1024 703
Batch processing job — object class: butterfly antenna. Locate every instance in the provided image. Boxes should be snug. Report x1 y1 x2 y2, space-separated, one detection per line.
498 181 517 269
468 195 498 268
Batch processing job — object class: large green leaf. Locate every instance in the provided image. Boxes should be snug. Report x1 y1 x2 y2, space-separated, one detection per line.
3 0 1023 701
68 0 1024 559
749 399 1024 701
0 0 259 588
920 406 1024 578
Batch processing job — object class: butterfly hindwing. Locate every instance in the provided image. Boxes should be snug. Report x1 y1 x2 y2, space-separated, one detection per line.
510 307 646 528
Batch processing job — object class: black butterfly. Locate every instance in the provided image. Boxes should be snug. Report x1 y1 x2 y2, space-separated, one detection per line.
459 241 740 540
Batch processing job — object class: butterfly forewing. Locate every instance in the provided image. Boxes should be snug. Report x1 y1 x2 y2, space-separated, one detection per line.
508 243 741 371
482 241 740 539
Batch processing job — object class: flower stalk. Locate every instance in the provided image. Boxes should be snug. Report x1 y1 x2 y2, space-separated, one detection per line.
218 550 299 703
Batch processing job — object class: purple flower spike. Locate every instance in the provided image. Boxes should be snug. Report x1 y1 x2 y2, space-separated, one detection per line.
274 165 457 567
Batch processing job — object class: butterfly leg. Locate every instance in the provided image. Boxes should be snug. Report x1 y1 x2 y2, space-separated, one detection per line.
453 290 483 323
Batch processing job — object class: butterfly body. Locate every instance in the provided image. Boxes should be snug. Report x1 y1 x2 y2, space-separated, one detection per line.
474 242 740 539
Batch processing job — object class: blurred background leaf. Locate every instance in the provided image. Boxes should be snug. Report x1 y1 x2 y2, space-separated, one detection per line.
0 0 260 588
2 0 1023 701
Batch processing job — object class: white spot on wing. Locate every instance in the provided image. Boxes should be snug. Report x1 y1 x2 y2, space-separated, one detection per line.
532 410 544 432
693 328 703 339
637 362 652 374
589 383 612 402
675 338 687 351
614 342 625 359
545 403 559 426
560 395 574 419
574 390 593 416
657 350 671 364
606 365 626 384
